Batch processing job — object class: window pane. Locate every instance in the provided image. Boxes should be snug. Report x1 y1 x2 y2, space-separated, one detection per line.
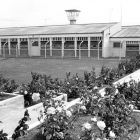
113 42 121 48
32 41 38 46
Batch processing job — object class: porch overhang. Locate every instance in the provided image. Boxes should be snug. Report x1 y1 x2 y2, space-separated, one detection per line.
110 37 140 42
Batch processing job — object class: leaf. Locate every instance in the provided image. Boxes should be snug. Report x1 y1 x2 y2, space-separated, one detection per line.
19 130 25 136
2 133 8 137
0 129 3 135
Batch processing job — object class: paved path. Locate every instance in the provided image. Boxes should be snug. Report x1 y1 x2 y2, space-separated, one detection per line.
0 103 44 136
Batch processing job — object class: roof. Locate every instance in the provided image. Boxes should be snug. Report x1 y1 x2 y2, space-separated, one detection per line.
65 9 81 12
111 25 140 38
0 22 117 36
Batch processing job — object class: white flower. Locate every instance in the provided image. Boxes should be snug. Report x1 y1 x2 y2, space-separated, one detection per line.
24 90 28 95
138 137 140 140
66 110 72 117
69 108 73 112
46 134 52 140
109 131 116 138
97 121 106 130
91 117 97 122
115 89 119 95
57 132 64 138
80 106 86 111
103 138 108 140
47 107 56 115
76 77 79 80
32 93 40 102
129 104 134 110
96 138 101 140
82 122 91 131
93 86 98 90
55 101 59 106
56 106 62 112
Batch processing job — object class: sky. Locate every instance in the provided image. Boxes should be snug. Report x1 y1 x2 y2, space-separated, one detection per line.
0 0 140 28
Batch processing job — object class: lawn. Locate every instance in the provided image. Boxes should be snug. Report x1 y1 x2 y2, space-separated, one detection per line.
0 57 120 85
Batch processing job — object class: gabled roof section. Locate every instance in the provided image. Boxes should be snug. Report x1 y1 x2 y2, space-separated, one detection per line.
111 25 140 38
0 22 117 36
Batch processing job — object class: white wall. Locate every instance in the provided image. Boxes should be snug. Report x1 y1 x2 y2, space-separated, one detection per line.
102 22 121 57
110 41 126 57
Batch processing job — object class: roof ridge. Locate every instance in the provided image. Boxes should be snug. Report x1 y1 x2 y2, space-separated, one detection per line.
0 22 118 29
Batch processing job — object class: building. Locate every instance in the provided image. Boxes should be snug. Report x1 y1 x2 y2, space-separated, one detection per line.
0 9 139 59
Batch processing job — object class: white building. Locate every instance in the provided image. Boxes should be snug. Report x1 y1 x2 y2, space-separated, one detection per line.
0 9 139 59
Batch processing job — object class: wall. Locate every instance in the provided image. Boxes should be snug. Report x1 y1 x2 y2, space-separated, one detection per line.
102 22 121 57
0 93 24 109
110 41 126 57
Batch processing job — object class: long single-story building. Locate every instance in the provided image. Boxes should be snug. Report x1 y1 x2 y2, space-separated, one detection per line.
0 10 140 59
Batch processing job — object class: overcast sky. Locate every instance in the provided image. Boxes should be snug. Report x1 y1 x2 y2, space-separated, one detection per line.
0 0 140 28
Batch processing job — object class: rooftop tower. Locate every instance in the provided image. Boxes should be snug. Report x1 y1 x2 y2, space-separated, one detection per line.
65 9 81 25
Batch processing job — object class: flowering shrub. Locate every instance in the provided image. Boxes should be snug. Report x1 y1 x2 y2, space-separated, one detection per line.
0 75 18 93
39 98 74 140
77 86 140 140
0 129 8 140
116 79 140 109
12 110 31 140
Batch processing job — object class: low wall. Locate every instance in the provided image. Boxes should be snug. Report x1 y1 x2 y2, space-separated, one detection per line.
27 96 81 131
99 69 140 97
0 92 24 109
27 93 67 113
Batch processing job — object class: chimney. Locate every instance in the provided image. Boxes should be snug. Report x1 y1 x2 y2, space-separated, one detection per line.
65 9 81 25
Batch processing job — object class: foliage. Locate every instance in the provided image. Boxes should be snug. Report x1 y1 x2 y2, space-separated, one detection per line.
39 98 74 140
12 110 31 140
0 75 18 93
0 129 8 140
79 85 140 140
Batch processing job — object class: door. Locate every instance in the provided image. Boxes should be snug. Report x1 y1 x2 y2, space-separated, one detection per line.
31 40 40 56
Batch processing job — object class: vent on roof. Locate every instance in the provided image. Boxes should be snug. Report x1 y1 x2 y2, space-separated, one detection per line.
65 9 81 25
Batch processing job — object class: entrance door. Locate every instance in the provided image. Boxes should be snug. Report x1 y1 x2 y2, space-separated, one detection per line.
31 40 40 56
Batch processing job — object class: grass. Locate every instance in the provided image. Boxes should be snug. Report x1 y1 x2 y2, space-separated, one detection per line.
0 57 121 85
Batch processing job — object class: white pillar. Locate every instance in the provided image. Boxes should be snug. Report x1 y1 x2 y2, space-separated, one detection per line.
39 37 41 56
139 41 140 55
17 38 20 56
74 37 77 57
62 37 64 58
0 39 1 55
8 39 11 55
50 38 52 56
88 37 90 57
123 41 126 57
28 38 31 57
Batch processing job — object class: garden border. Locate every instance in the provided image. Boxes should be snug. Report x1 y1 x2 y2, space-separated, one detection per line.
0 92 24 108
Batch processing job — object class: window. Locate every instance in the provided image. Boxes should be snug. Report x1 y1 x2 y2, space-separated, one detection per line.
10 38 17 42
1 39 8 42
32 41 38 46
126 45 139 50
20 38 27 42
113 42 121 48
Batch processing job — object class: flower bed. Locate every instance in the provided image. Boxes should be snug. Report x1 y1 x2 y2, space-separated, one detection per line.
14 112 140 140
0 92 16 101
0 92 24 109
25 93 67 121
0 74 18 93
